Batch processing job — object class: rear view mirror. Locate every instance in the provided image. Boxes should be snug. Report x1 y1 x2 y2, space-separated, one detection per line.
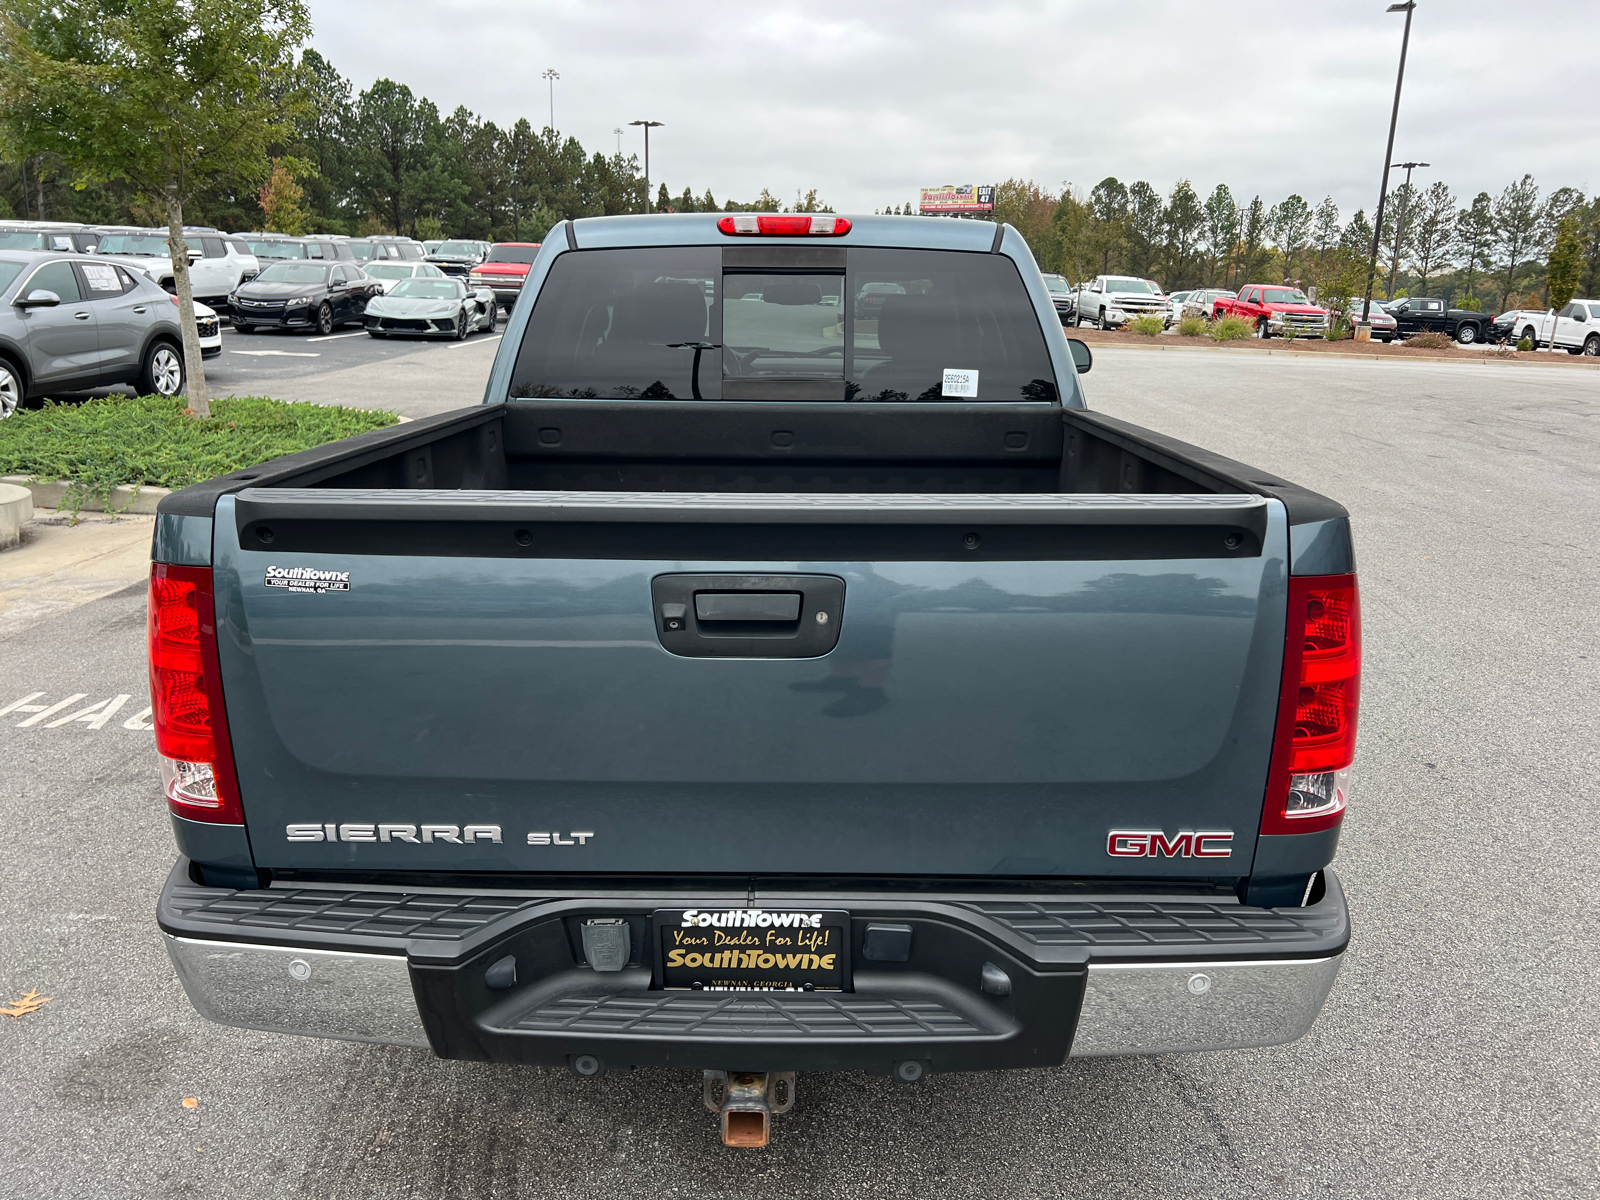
763 281 824 306
1067 338 1092 374
17 289 61 308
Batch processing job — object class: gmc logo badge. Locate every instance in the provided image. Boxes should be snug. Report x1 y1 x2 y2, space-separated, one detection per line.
1107 829 1234 858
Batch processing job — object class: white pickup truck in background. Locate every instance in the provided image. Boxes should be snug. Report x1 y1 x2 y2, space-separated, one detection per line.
1512 299 1600 356
1072 275 1170 329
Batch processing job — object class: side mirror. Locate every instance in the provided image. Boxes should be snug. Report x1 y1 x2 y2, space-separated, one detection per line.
476 288 495 304
17 289 61 308
1067 337 1093 375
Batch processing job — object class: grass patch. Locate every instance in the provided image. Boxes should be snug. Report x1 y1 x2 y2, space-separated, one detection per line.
1176 315 1208 337
1126 314 1166 336
1210 314 1254 341
0 394 398 513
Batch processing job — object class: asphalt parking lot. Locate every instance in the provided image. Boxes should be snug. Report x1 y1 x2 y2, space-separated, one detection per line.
2 346 1597 1198
204 319 505 418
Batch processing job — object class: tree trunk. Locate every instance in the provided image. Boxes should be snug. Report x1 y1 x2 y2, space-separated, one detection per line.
164 194 212 417
34 155 44 219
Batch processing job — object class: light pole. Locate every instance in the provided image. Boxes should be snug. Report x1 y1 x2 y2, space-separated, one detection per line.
1383 160 1429 299
629 120 663 213
541 69 559 132
1360 2 1417 336
613 127 623 157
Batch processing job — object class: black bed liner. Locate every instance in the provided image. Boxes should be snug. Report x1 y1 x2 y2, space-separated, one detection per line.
157 400 1347 527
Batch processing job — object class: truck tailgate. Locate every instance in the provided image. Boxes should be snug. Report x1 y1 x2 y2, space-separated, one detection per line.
213 489 1287 878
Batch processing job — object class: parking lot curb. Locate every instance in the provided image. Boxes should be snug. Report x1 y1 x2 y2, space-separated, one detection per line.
0 476 171 515
1081 340 1600 369
0 483 32 551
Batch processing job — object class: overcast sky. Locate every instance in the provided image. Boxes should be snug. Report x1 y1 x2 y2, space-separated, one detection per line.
307 0 1596 218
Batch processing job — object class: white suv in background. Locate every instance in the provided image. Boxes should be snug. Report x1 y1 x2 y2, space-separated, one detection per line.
1514 299 1600 356
91 228 259 306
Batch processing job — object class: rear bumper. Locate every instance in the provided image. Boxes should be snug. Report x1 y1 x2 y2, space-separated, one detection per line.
158 862 1349 1073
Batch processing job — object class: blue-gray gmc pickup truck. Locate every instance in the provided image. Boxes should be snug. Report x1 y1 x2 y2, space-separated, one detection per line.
150 213 1357 1146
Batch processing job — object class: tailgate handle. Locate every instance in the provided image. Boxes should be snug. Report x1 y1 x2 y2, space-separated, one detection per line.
652 573 845 658
694 592 801 622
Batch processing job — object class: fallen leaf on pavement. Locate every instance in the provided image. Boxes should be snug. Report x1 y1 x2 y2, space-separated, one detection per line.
1 988 53 1018
182 1097 199 1109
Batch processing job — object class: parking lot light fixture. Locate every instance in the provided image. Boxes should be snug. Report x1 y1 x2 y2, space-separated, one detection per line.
542 69 559 132
1361 1 1417 334
629 120 664 213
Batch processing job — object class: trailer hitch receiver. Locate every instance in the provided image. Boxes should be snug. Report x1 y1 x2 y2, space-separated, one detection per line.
703 1070 796 1148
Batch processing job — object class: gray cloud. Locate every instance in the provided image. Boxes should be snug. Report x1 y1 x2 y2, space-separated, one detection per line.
308 0 1596 216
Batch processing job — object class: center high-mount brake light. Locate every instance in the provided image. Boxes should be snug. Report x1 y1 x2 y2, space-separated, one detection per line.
1261 574 1361 836
717 214 852 237
148 563 244 825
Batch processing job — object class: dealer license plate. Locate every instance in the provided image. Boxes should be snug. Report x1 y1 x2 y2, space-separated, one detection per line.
655 908 850 991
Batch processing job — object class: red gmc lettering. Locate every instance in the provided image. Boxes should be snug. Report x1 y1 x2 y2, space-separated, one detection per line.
1107 830 1234 858
1107 831 1153 856
1149 831 1193 858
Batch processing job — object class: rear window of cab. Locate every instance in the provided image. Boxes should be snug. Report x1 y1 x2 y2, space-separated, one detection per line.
510 246 1058 403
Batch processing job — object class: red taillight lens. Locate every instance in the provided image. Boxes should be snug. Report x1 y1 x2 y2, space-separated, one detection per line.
148 563 243 824
717 214 852 237
1262 574 1361 835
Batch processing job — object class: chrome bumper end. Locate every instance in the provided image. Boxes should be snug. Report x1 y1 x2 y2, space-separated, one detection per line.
1069 953 1343 1057
163 934 430 1049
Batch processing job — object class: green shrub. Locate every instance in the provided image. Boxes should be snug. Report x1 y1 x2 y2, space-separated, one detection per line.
1456 296 1482 312
1126 314 1166 336
1210 314 1253 341
0 393 398 513
1517 336 1534 352
1176 315 1208 337
1323 316 1349 341
1406 331 1453 351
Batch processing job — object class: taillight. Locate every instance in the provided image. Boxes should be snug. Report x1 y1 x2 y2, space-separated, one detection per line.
1262 574 1361 835
717 214 852 237
148 563 243 824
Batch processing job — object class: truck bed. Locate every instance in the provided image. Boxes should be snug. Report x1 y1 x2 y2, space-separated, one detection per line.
157 399 1349 884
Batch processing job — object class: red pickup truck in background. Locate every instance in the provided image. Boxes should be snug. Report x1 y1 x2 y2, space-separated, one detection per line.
468 242 541 310
1213 284 1329 338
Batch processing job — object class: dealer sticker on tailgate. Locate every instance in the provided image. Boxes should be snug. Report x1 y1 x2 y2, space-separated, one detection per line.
655 908 850 992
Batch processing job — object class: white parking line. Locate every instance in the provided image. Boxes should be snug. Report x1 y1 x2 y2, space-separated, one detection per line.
306 331 369 343
231 350 321 358
449 334 502 350
2 691 152 732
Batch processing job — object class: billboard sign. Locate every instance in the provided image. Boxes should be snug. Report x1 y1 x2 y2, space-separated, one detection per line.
919 184 995 215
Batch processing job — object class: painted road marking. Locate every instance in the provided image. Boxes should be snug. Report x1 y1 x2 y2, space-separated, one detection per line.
306 331 368 342
230 350 321 358
449 334 502 350
3 692 152 731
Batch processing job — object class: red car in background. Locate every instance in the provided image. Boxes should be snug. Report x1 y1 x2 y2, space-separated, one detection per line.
1213 284 1329 338
469 242 541 310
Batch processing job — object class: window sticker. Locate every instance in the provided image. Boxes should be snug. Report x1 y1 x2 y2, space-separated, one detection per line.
942 368 979 398
82 264 122 293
